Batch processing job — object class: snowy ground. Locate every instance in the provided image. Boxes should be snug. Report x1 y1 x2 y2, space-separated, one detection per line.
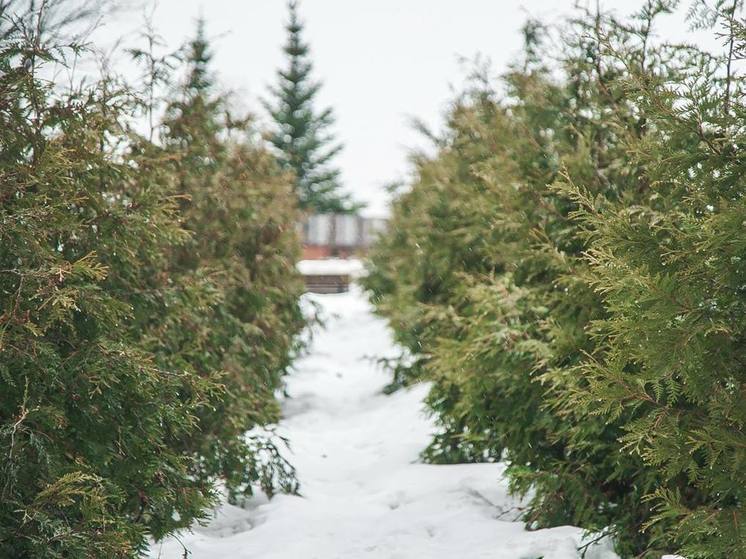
149 286 619 559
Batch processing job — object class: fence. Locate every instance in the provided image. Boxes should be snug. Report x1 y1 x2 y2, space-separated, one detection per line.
299 214 387 259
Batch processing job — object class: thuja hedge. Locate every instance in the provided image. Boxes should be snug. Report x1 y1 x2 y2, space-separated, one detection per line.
0 9 303 558
364 3 745 558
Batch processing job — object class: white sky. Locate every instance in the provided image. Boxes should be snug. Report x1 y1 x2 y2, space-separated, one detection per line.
98 0 716 216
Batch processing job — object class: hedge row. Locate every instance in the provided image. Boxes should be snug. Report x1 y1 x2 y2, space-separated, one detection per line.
364 3 745 558
0 9 304 558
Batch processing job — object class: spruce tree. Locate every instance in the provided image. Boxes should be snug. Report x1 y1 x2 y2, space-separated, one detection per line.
264 1 354 213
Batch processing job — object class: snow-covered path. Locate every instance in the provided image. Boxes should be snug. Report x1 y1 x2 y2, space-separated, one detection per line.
149 287 618 559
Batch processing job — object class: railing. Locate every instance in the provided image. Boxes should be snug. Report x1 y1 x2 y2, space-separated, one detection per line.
299 214 388 251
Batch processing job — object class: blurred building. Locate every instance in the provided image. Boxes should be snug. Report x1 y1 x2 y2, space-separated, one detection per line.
299 214 387 260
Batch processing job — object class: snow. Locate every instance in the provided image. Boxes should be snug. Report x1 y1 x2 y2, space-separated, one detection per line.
149 286 619 559
296 258 366 277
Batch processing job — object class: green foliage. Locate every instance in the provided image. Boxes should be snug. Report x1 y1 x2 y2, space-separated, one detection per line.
0 8 304 558
365 2 745 557
0 35 209 558
264 1 356 213
564 5 746 555
159 18 305 502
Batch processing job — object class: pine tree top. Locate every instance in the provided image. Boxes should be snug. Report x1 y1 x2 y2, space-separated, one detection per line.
186 17 212 95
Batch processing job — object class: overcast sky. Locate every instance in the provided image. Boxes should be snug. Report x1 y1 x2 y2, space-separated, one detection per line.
99 0 714 216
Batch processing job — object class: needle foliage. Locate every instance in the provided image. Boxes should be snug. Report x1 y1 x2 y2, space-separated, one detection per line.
0 7 304 558
364 2 745 556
